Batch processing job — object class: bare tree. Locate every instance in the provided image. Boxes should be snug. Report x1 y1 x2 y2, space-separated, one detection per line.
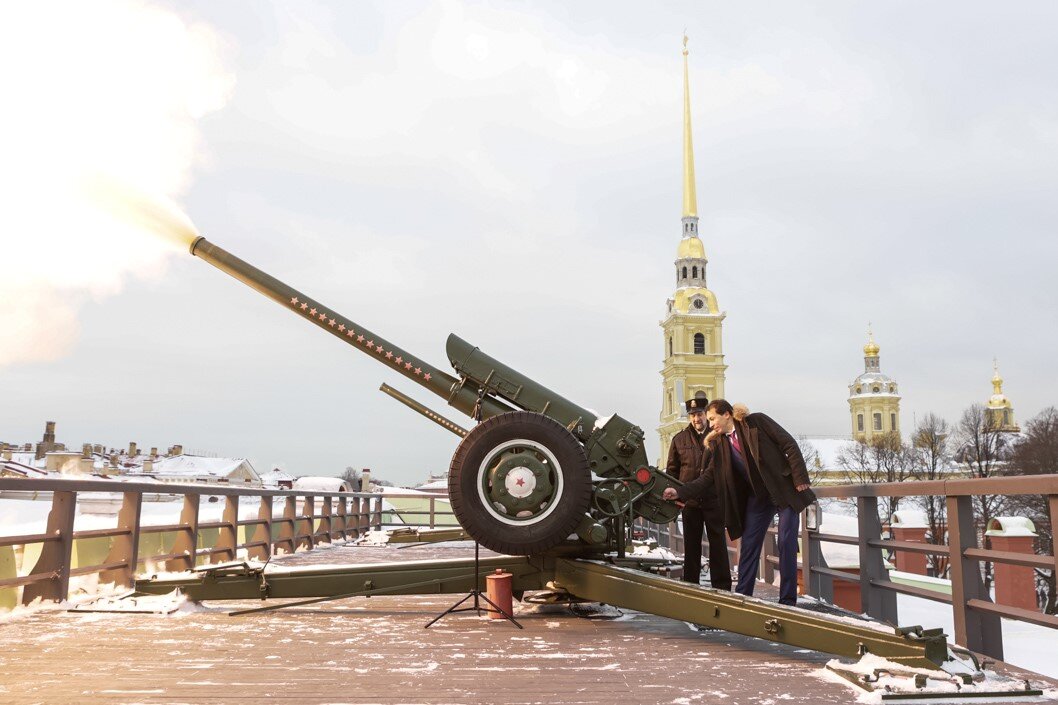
838 433 919 525
954 403 1012 592
1008 407 1058 613
911 413 952 577
340 466 361 489
797 437 826 486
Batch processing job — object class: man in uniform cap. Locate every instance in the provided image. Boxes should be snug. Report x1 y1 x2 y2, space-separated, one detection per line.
665 392 731 590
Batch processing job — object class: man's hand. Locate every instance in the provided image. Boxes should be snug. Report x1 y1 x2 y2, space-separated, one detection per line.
662 487 679 501
795 483 810 492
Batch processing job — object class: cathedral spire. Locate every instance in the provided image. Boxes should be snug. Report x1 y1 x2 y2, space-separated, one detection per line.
682 34 698 219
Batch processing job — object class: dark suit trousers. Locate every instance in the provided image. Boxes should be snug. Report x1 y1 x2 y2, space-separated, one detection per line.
734 495 799 605
681 506 732 590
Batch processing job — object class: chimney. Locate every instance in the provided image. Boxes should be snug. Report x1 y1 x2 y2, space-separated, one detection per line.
360 468 372 492
43 421 56 444
150 447 158 458
128 441 138 457
2 447 11 461
171 444 183 456
143 458 153 473
93 444 103 454
110 453 119 468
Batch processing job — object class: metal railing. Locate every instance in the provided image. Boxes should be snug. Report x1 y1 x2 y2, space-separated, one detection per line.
638 474 1058 661
0 477 385 606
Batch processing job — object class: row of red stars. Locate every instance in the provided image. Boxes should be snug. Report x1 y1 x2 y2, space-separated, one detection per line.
289 296 432 381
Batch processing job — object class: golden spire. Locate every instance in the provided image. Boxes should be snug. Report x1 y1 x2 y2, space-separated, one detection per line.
682 34 698 218
992 357 1004 395
863 323 880 356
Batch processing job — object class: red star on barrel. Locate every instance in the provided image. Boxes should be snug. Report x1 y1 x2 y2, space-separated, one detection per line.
300 302 308 310
413 367 421 375
404 362 412 370
290 297 299 305
346 329 355 337
366 340 374 348
328 318 336 326
375 345 384 354
394 356 403 364
357 335 365 342
318 312 327 321
309 308 317 316
423 373 431 381
338 324 345 332
385 351 393 359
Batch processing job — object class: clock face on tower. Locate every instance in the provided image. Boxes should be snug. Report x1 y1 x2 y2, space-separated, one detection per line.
693 298 704 309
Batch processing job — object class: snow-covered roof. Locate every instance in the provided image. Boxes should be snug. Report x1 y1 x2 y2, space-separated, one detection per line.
139 455 258 480
1 460 50 478
416 479 448 491
292 476 350 492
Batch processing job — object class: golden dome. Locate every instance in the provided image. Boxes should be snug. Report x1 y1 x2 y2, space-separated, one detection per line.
863 326 880 356
677 236 705 260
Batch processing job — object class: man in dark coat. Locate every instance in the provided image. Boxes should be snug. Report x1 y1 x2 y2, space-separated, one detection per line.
663 399 815 605
665 395 731 590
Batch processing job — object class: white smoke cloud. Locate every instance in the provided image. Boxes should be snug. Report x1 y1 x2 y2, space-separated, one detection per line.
0 0 232 366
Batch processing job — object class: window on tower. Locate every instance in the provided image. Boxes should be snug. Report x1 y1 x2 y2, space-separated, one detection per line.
692 265 698 278
857 414 864 432
890 413 897 431
873 413 882 431
668 337 673 357
694 333 705 354
682 266 687 279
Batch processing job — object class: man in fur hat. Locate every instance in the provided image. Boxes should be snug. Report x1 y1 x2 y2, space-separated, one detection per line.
663 399 815 605
665 393 731 590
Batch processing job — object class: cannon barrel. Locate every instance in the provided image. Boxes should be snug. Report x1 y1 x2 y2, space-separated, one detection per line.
189 236 515 420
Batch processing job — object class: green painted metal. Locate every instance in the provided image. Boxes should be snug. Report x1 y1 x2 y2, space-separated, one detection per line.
135 554 951 671
378 383 468 438
188 236 680 545
551 559 949 668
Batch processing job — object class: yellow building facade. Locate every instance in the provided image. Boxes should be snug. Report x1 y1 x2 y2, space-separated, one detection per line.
986 359 1019 432
658 38 728 466
848 329 901 442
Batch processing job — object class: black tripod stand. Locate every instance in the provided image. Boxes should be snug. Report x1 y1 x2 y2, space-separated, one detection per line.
424 541 523 629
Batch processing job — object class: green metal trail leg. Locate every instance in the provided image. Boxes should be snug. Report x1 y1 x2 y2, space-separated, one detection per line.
553 559 948 669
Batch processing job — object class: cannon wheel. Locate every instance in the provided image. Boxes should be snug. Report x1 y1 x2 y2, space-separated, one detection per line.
448 411 591 555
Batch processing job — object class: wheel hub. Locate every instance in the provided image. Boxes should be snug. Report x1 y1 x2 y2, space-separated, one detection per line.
480 441 560 524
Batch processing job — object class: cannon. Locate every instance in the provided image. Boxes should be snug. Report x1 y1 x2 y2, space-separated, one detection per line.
188 237 680 556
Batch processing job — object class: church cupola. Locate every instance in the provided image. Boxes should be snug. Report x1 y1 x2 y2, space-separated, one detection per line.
848 326 901 442
986 359 1020 432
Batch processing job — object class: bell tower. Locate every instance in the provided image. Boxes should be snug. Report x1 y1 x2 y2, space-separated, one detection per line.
986 359 1019 432
658 36 727 466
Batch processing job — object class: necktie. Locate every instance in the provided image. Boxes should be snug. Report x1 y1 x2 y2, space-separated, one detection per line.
730 430 744 458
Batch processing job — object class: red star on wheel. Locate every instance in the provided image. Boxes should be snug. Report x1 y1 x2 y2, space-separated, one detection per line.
309 307 317 316
290 297 299 305
423 373 431 381
328 318 336 327
338 324 345 332
413 367 421 375
385 351 393 359
357 335 365 342
404 362 413 370
515 477 525 487
300 302 308 310
394 356 403 364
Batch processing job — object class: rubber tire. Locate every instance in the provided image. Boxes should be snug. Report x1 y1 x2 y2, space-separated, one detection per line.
448 411 591 555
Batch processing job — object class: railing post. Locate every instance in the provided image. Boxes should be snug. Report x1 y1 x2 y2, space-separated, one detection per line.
761 529 775 585
100 491 142 589
1049 495 1058 610
299 496 315 551
372 495 383 530
947 495 1003 659
215 496 238 563
857 496 897 624
167 493 199 571
248 496 272 561
319 496 333 544
277 496 296 555
429 497 436 529
335 496 348 542
802 511 832 604
22 490 77 605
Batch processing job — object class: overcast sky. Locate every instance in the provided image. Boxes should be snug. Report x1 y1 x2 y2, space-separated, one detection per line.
2 1 1056 485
